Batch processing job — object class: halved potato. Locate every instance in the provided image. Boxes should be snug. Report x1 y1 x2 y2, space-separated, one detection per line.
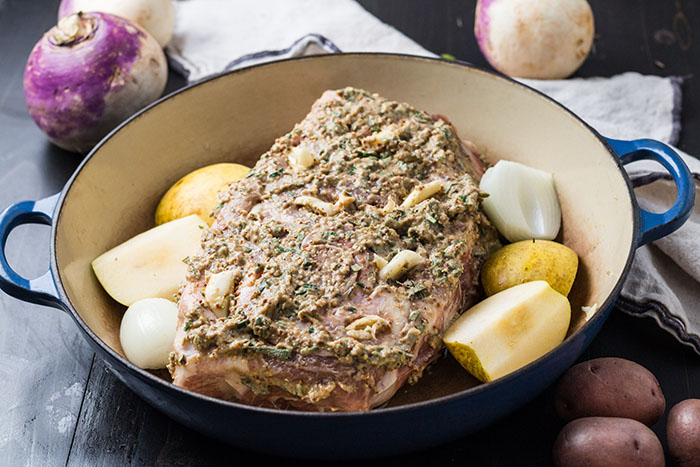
92 214 207 306
444 281 571 382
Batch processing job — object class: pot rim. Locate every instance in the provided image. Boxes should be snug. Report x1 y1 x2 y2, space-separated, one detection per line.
49 52 639 418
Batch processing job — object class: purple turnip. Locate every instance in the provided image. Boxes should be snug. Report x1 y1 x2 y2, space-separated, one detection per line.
24 12 167 153
475 0 595 79
58 0 175 47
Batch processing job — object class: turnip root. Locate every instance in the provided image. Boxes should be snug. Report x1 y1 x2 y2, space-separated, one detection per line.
58 0 175 47
475 0 595 79
24 12 167 153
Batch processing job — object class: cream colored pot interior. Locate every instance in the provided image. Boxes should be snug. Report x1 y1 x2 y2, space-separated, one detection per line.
55 55 634 402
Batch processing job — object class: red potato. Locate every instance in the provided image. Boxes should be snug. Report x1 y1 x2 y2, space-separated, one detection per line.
667 399 700 467
553 417 664 467
555 357 665 425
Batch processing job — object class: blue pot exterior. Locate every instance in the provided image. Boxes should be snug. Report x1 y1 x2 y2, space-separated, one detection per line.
0 55 694 459
70 283 618 459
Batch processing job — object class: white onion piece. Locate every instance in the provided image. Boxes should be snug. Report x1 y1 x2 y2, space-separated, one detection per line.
120 297 178 369
479 160 561 242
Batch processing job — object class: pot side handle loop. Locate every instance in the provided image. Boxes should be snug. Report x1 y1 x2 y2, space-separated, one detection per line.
0 193 66 310
606 138 695 246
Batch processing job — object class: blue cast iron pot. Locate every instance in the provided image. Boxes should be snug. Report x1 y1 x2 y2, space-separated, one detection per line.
0 54 694 458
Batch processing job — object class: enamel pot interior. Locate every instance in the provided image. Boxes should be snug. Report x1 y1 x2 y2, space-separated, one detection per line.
53 54 635 452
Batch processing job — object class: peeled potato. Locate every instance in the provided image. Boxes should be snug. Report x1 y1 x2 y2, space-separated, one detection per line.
155 163 250 226
481 239 578 297
444 281 571 382
92 215 207 306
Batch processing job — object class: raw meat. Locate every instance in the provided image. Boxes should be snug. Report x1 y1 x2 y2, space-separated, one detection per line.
168 87 499 411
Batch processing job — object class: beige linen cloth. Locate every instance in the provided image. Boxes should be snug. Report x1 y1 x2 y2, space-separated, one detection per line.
166 1 700 353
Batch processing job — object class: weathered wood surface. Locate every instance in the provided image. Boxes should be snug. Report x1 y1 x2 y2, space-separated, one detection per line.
0 0 699 465
0 1 90 466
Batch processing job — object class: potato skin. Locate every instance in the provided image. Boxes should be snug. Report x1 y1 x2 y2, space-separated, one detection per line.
667 399 700 467
555 357 665 425
155 163 250 226
553 417 664 467
480 239 578 297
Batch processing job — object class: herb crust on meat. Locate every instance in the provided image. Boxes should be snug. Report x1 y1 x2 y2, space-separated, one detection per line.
168 87 500 411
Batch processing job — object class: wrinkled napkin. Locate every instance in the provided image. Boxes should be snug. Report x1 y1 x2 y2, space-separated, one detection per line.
166 0 700 354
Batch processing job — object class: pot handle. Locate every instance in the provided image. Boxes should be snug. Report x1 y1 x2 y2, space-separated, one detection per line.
0 193 66 310
606 138 695 246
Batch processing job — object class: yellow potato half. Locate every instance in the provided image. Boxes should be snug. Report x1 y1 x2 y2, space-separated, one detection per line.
444 281 571 382
155 163 250 226
481 239 578 297
92 215 207 306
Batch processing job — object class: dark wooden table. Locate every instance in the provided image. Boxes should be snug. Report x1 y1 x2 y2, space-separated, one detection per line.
1 0 699 465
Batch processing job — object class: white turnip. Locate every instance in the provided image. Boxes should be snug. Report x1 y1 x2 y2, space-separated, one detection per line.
58 0 175 47
475 0 595 79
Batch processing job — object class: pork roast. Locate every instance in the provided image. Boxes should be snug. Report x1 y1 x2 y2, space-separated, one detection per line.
168 87 499 411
